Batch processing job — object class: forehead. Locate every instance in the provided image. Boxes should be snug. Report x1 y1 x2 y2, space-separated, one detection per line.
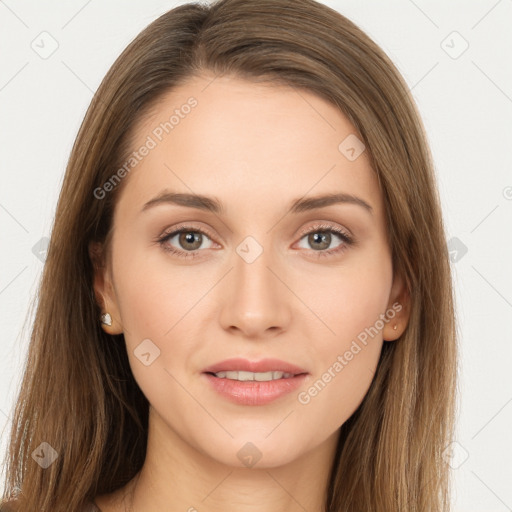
115 73 383 222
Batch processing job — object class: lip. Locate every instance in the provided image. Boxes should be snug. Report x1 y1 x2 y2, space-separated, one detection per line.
202 373 309 406
201 358 309 406
202 357 308 375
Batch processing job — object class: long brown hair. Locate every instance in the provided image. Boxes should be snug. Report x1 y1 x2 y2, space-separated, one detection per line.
0 0 457 510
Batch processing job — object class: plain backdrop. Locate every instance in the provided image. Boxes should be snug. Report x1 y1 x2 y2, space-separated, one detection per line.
1 1 511 510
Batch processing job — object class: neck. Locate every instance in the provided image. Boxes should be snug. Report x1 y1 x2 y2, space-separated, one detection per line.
127 406 338 512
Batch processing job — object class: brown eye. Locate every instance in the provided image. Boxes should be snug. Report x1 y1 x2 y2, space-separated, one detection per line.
177 231 204 251
307 231 333 251
158 226 215 258
295 223 354 258
297 228 349 252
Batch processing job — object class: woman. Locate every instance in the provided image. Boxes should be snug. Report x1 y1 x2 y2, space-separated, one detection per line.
0 0 457 510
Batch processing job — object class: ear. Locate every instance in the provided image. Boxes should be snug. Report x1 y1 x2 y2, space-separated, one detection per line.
89 241 123 334
382 271 411 342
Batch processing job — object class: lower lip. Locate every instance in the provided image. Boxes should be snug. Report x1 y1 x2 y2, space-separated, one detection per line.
202 373 308 405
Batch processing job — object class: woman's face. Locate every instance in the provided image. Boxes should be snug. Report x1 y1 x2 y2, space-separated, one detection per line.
93 72 408 468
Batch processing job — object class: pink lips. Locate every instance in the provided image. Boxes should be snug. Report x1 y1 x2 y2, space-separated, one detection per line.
202 357 308 375
202 357 309 406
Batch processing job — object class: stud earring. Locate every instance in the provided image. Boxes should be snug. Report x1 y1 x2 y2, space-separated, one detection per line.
393 324 398 330
101 312 112 326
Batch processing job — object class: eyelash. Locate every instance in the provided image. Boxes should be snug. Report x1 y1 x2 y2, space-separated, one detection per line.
156 222 354 260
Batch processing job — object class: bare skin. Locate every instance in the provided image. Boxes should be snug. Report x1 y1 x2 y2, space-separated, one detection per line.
91 72 410 512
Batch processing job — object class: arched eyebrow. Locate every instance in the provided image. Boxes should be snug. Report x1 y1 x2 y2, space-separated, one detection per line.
141 191 373 215
290 193 373 215
142 191 223 214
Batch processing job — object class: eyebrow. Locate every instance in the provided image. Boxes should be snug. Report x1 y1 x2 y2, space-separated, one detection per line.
141 190 373 215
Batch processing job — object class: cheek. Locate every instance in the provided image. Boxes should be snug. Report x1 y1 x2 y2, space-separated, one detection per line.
296 336 382 446
292 251 391 431
111 244 215 389
112 241 206 339
297 246 393 352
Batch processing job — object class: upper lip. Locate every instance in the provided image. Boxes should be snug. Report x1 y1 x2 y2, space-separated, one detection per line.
202 358 308 375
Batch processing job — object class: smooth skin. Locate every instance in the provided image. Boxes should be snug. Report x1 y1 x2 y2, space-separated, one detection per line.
91 72 410 512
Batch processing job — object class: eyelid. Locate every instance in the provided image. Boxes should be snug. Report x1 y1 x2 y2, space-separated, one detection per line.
295 221 353 241
159 222 219 245
159 221 352 245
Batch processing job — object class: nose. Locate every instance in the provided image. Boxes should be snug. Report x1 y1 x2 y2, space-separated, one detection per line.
218 243 292 339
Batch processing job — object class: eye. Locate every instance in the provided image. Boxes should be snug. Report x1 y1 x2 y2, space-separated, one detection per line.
295 223 354 258
157 225 215 259
156 222 354 260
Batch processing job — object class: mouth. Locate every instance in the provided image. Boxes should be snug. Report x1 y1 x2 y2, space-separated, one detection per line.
205 370 300 381
202 357 308 376
201 358 309 405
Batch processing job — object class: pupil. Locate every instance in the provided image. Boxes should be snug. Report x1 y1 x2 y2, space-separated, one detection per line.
310 232 330 250
181 232 201 249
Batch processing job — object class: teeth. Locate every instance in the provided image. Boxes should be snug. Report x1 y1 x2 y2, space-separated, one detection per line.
213 370 295 381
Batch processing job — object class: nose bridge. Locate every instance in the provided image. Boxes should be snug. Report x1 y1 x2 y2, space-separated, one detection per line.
218 235 290 337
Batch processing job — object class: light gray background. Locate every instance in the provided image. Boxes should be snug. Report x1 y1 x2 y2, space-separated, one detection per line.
1 1 511 510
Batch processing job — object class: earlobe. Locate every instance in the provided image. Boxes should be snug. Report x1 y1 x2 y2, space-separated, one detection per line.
99 309 124 335
383 272 411 342
88 241 124 334
383 321 403 342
